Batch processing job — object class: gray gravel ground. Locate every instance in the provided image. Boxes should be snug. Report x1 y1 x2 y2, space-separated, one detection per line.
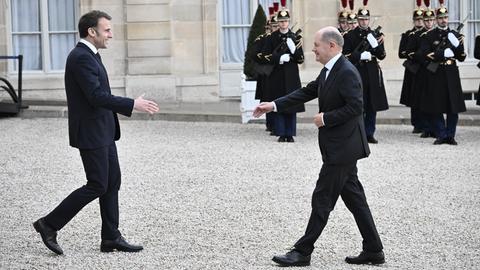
0 118 479 270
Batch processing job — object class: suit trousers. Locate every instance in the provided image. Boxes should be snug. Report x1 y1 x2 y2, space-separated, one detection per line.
44 143 121 240
294 162 383 255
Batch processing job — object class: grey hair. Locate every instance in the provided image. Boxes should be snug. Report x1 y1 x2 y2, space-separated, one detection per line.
320 28 344 47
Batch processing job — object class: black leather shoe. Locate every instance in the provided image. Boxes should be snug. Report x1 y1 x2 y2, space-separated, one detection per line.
367 136 378 144
412 127 422 134
433 138 446 145
270 131 276 136
445 137 458 145
345 251 385 265
278 136 286 142
286 136 294 142
272 250 311 267
33 218 63 255
100 236 143 252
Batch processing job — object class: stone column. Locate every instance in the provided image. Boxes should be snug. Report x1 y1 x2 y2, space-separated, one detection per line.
125 0 177 102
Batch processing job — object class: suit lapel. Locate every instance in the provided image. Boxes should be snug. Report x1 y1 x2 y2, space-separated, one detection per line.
77 43 106 71
76 43 111 90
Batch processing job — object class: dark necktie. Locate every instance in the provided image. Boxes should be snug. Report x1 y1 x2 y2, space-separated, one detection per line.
319 67 328 87
95 53 102 63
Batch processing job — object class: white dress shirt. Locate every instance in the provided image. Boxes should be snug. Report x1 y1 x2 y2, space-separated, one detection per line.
79 39 98 55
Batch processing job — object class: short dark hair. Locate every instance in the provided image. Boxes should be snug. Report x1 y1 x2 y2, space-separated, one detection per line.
78 10 112 38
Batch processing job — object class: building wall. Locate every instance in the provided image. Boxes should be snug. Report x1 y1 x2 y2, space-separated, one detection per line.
0 0 478 105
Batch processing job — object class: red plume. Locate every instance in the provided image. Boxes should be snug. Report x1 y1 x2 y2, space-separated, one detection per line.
269 7 275 15
341 0 348 9
273 2 279 12
280 0 286 7
424 0 430 7
363 0 368 6
439 0 445 5
416 0 422 7
349 0 354 10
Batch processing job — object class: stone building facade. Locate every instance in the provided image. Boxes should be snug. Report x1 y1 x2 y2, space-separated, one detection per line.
0 0 478 105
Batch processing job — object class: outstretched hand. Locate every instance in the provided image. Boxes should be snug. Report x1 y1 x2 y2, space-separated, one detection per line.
253 102 274 118
134 94 159 114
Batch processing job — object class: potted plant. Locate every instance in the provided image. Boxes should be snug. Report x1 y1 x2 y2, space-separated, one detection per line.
241 4 267 123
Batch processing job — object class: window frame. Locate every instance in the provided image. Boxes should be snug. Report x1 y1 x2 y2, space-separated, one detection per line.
219 0 255 67
6 0 79 74
219 0 293 67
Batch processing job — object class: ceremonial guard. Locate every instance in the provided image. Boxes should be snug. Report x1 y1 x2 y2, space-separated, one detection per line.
343 0 388 144
260 1 304 142
418 0 466 145
254 6 279 134
407 0 437 138
399 0 425 134
475 34 480 106
347 0 358 30
338 0 350 35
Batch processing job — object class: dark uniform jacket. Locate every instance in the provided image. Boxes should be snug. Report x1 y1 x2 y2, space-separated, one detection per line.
260 29 305 113
399 27 420 107
474 35 480 105
275 56 370 165
407 27 431 109
418 27 466 114
65 43 134 149
343 26 389 112
251 33 269 101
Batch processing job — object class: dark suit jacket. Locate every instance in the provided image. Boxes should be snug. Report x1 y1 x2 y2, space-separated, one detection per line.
64 43 134 149
275 55 370 165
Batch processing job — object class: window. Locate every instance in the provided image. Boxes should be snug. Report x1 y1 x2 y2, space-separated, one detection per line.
431 1 480 58
220 0 291 64
221 0 251 64
10 0 78 72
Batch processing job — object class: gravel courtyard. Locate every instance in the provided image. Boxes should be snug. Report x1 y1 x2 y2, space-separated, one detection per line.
0 118 479 269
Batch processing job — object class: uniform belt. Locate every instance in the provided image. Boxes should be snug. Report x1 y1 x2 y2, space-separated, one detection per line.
439 59 456 65
360 56 377 63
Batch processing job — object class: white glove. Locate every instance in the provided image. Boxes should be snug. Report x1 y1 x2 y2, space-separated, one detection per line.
286 38 296 54
360 51 372 61
279 54 290 64
367 33 379 49
447 32 460 48
444 48 454 58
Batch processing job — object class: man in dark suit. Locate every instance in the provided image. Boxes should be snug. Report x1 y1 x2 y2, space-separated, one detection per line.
253 26 384 267
33 10 159 255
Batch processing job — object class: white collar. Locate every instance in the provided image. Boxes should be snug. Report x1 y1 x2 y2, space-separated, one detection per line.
79 39 98 54
324 53 342 71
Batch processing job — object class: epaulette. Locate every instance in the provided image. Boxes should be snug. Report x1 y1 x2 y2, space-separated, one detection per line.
409 31 416 36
